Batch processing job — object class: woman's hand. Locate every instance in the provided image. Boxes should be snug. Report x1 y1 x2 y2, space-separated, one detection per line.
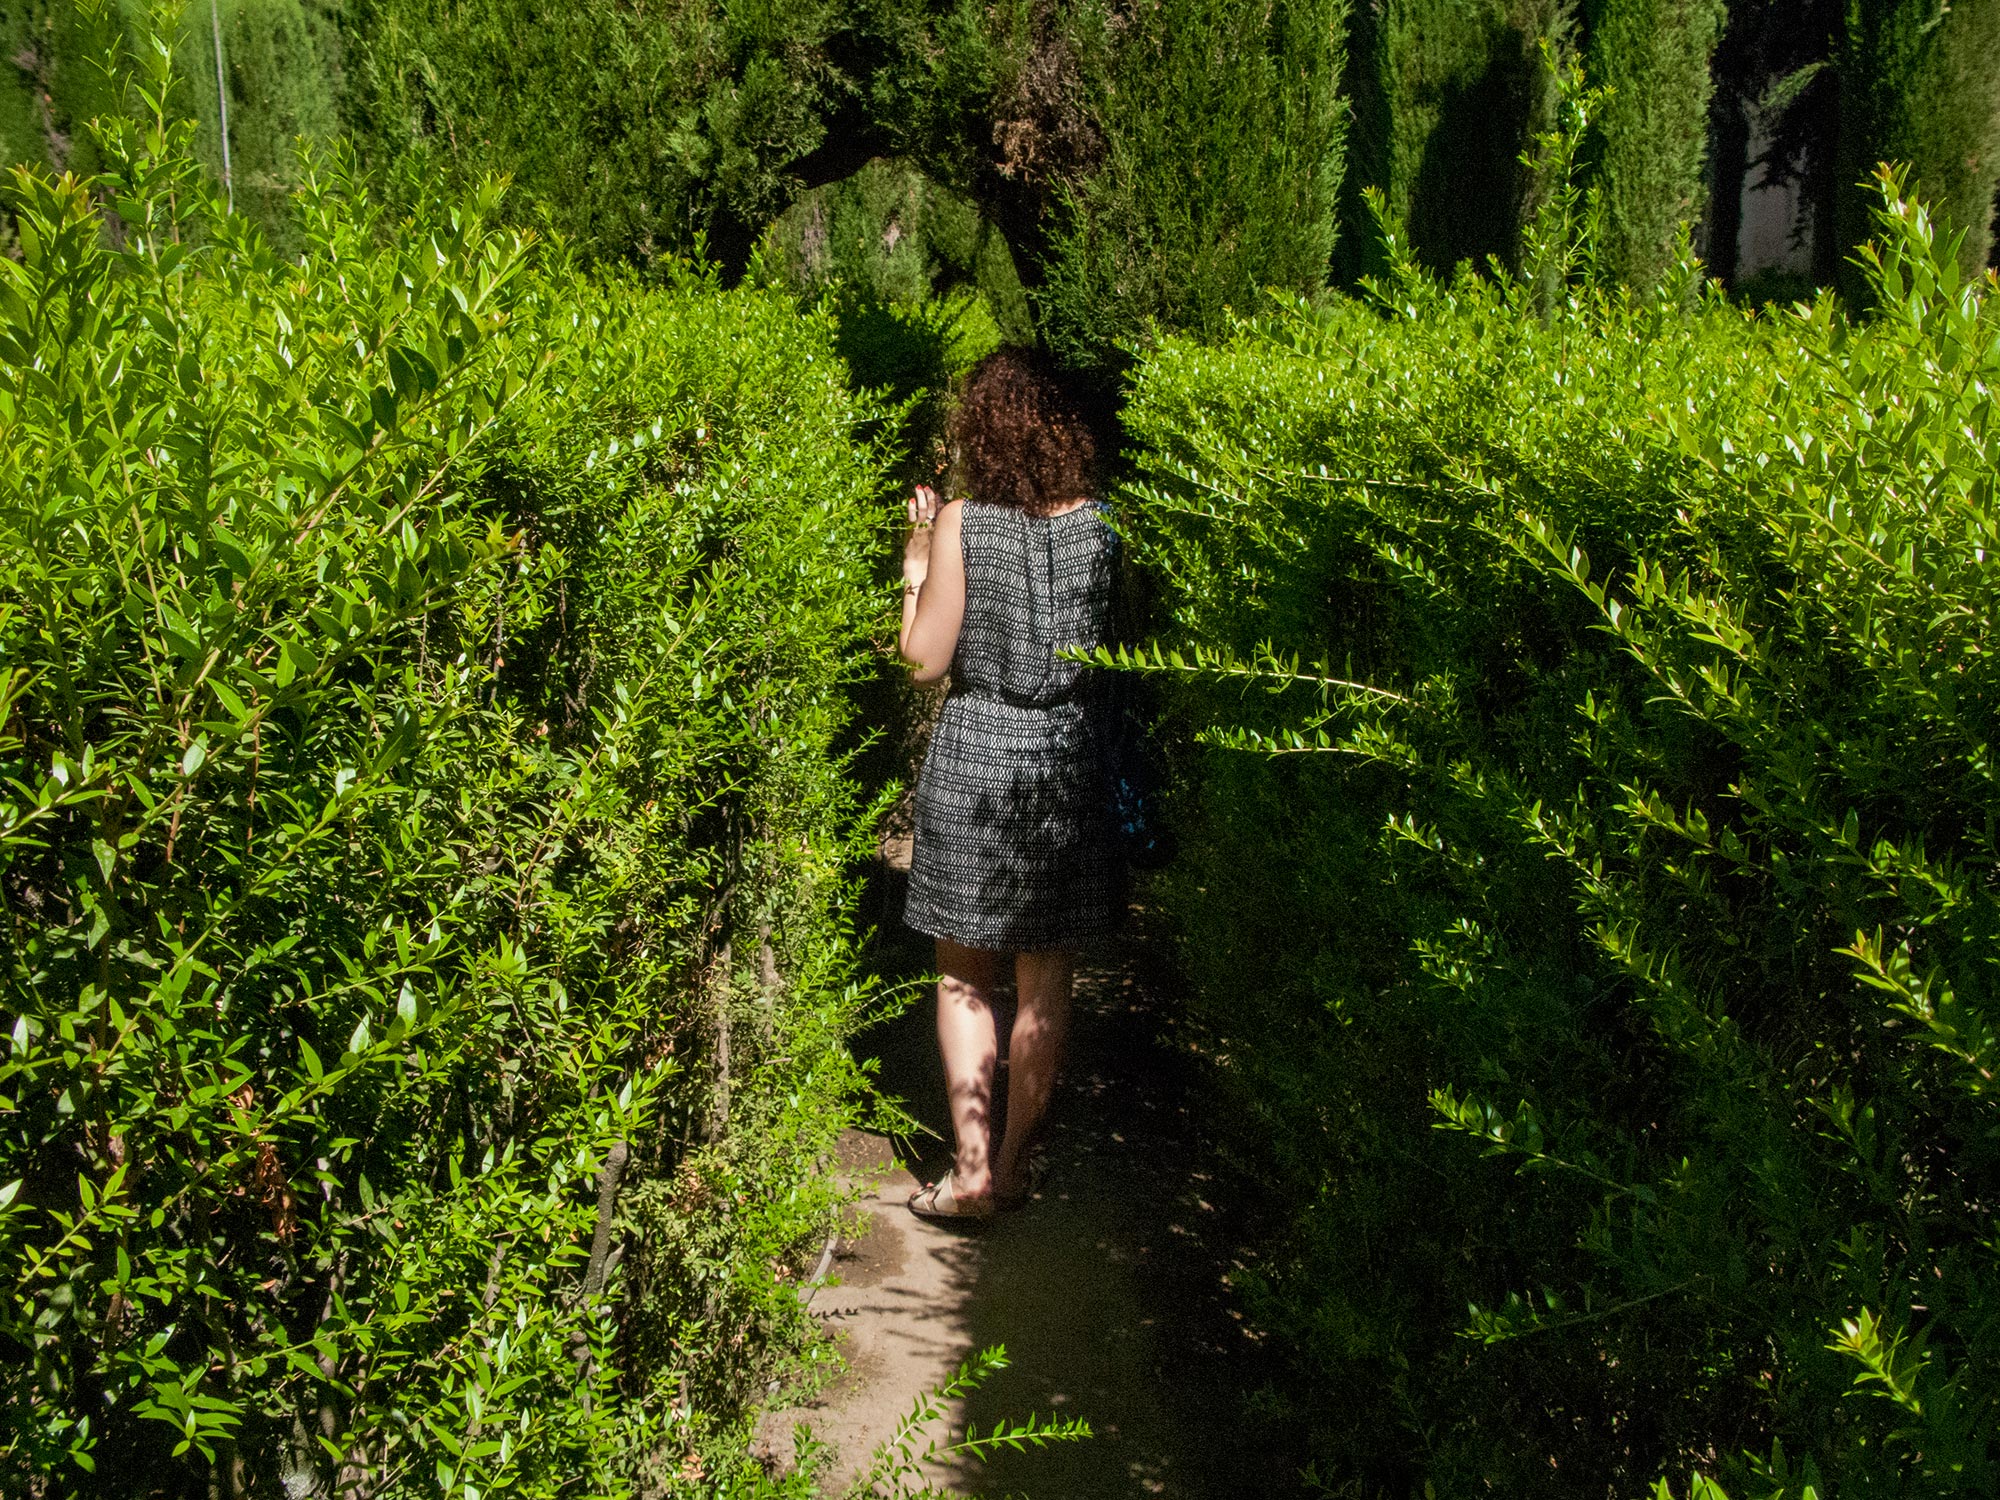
904 484 941 587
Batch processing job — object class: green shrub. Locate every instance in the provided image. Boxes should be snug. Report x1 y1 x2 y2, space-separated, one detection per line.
1036 0 1349 372
336 0 849 271
0 0 341 243
758 156 1032 349
1115 171 2000 1495
1336 0 1563 282
1582 0 1725 288
0 48 888 1498
0 1 133 181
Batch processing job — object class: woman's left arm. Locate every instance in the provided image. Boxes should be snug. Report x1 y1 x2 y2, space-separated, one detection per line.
899 490 966 683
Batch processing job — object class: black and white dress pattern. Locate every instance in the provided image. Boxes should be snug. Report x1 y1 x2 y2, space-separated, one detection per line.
904 499 1121 950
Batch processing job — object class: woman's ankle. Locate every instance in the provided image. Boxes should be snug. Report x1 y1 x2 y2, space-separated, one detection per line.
952 1163 994 1199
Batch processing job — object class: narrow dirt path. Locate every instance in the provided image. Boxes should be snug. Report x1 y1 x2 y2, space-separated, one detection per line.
756 849 1300 1497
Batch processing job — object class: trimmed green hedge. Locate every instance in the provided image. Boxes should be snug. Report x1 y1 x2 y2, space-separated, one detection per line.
1117 176 2000 1496
0 0 342 241
1336 0 1559 282
0 63 887 1499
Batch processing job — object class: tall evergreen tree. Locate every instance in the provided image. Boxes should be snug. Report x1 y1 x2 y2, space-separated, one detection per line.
1583 0 1726 287
1335 0 1566 281
1835 0 2000 288
1037 0 1350 370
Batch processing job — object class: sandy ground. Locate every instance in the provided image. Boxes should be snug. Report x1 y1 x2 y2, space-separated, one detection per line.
754 847 1295 1498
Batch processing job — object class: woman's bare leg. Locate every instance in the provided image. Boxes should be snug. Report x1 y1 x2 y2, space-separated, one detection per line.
995 947 1074 1198
935 937 1003 1202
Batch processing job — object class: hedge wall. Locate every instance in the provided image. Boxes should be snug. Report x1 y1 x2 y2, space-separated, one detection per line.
0 66 887 1499
0 0 341 240
1582 0 1725 288
337 0 1352 378
1336 0 1560 282
1116 176 2000 1496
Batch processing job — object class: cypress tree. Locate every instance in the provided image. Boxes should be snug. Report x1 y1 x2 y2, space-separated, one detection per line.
1647 0 1996 295
1037 0 1349 372
1836 0 2000 288
1583 0 1726 287
1335 0 1565 282
336 0 1349 368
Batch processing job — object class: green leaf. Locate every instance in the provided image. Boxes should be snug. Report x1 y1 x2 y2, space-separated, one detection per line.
208 678 248 722
209 524 254 578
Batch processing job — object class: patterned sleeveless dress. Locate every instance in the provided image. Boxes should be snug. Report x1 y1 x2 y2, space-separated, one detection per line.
904 499 1122 951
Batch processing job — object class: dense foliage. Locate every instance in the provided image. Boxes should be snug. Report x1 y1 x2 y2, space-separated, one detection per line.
335 0 1351 374
1115 176 2000 1495
7 0 1997 316
337 0 854 274
1031 0 1349 370
1335 0 1560 282
3 8 1997 1500
1582 0 1724 288
759 157 1032 346
0 0 341 236
0 56 889 1499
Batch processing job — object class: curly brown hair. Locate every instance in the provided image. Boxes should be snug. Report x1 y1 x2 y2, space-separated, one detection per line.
948 347 1099 515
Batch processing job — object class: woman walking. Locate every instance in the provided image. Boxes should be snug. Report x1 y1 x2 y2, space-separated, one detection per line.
897 348 1121 1223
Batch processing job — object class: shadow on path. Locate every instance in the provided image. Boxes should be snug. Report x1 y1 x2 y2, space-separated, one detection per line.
757 853 1301 1498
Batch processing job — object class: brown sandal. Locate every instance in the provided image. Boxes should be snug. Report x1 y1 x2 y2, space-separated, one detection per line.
907 1170 995 1224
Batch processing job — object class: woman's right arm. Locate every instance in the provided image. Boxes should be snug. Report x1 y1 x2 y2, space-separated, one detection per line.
899 494 966 683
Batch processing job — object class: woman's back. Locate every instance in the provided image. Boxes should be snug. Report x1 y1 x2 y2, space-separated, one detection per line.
903 498 1121 953
952 500 1116 708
